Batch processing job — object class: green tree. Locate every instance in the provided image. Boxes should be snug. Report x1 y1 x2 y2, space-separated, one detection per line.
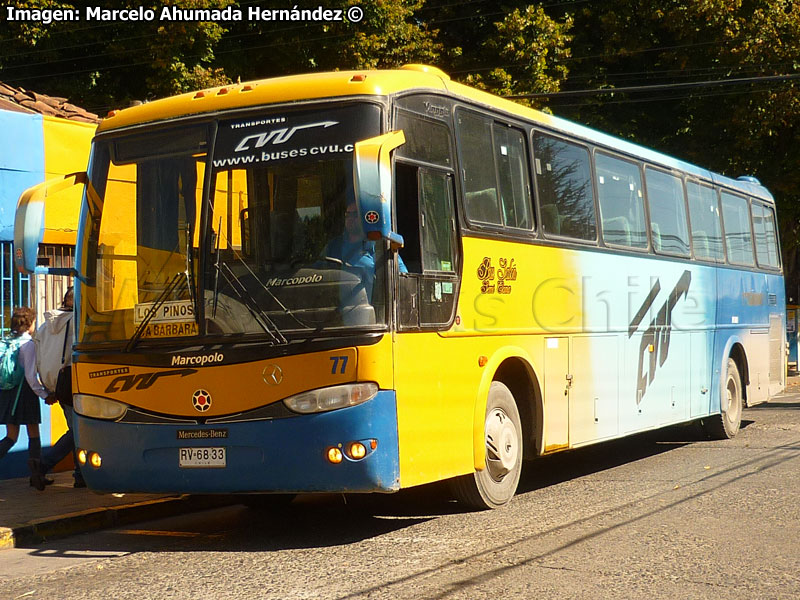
464 4 573 106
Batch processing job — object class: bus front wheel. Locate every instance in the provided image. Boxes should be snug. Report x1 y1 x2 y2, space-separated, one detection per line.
450 381 523 510
704 358 743 439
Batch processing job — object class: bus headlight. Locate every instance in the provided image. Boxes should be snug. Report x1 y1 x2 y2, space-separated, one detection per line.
283 383 378 414
74 394 128 420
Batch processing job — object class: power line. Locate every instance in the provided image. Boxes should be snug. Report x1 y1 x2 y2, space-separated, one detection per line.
512 73 800 99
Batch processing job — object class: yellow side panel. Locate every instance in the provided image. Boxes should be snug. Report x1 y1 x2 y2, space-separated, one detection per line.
394 237 582 488
394 332 483 487
42 117 96 245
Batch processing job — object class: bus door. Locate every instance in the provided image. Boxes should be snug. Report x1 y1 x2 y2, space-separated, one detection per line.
392 159 463 486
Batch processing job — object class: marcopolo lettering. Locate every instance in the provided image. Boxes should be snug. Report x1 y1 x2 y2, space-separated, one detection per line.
171 353 225 367
267 274 323 287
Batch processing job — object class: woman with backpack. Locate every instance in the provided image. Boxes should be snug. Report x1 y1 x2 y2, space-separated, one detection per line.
0 306 54 490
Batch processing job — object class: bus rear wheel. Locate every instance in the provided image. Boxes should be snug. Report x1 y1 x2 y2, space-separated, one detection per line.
704 358 743 439
450 381 523 510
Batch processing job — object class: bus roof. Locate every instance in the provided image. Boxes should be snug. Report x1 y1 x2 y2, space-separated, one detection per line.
99 65 773 203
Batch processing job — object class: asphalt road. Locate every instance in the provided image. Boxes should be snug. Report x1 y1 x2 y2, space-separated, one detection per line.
2 391 799 600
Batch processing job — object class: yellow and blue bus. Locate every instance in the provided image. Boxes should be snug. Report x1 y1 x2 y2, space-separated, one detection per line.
15 65 785 509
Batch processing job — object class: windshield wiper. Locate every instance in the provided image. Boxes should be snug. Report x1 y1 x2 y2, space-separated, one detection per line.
216 262 288 345
123 273 185 352
184 221 200 330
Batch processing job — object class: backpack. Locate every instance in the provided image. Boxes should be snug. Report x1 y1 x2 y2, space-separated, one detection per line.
34 312 72 393
0 336 25 391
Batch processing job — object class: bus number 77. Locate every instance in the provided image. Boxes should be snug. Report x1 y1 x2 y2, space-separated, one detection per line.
330 355 348 374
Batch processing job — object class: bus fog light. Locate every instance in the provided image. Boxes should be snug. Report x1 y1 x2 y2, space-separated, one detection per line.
89 452 102 468
77 448 87 466
327 447 343 464
348 442 367 460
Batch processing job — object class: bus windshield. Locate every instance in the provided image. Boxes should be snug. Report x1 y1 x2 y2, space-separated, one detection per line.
79 103 385 346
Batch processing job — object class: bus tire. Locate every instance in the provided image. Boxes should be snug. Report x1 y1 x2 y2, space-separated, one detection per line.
450 381 523 510
704 358 743 439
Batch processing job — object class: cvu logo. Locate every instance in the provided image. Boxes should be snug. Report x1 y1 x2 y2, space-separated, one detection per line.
234 121 338 152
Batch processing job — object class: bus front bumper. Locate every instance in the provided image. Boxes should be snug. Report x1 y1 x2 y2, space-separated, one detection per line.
73 390 400 494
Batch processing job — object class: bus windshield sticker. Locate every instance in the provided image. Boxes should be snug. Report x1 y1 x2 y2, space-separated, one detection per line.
140 322 198 338
134 299 195 324
213 104 381 169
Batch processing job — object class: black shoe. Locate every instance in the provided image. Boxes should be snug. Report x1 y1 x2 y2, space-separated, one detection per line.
38 464 54 485
28 458 46 491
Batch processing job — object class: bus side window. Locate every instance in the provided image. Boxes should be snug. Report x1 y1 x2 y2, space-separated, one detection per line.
752 201 781 269
645 167 690 256
596 153 647 250
721 191 755 266
686 181 724 262
394 161 458 329
532 132 596 241
395 163 422 274
493 126 533 230
457 111 502 226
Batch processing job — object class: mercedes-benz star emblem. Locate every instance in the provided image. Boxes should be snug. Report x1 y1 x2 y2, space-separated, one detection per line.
262 364 284 386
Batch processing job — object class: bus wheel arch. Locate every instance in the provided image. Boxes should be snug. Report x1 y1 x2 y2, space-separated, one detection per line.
451 356 542 510
728 342 750 406
493 357 542 460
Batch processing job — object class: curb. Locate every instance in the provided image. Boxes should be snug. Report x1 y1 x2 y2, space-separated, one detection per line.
1 494 236 549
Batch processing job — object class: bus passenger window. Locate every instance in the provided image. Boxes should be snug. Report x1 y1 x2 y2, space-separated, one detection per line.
532 133 596 241
596 153 647 249
420 171 456 272
645 168 690 256
721 192 755 266
493 126 533 230
752 202 780 268
686 182 724 262
457 111 502 225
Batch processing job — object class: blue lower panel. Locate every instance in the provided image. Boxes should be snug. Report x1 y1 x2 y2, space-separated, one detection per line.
73 391 400 494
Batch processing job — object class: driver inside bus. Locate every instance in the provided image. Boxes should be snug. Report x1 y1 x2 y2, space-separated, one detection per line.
324 198 407 301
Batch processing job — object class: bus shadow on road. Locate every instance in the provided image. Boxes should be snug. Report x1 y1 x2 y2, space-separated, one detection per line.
517 420 712 494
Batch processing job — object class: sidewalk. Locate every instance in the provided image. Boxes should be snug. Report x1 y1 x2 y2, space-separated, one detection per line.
0 471 230 550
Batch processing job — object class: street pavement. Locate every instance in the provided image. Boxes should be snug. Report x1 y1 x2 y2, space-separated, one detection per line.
2 374 798 552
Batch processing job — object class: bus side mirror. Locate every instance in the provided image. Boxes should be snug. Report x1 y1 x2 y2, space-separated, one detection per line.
353 130 406 250
14 171 87 274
